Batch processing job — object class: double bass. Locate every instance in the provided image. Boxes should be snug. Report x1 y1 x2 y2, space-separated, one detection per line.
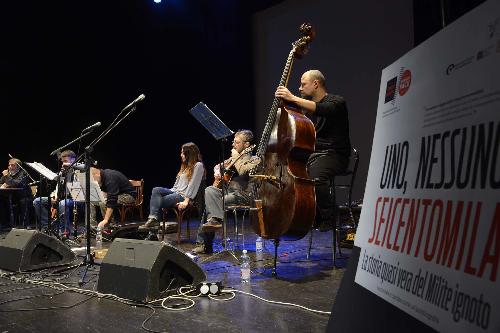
250 24 316 245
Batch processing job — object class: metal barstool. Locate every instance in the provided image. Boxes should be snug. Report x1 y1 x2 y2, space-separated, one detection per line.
307 147 359 267
224 205 251 250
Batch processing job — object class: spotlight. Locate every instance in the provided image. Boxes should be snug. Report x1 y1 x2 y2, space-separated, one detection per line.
197 282 223 296
154 0 161 3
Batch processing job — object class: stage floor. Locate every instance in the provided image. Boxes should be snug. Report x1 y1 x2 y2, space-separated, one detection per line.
0 220 352 332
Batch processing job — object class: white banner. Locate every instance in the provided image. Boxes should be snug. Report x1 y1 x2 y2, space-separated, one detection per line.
354 1 500 332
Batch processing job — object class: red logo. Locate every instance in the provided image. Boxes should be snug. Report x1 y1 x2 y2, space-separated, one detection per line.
398 69 411 96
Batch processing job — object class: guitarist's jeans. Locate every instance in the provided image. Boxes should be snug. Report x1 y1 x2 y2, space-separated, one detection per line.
33 197 83 232
197 185 249 247
147 187 183 221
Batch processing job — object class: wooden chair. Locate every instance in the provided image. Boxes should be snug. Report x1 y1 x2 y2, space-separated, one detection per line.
117 179 144 223
161 179 205 244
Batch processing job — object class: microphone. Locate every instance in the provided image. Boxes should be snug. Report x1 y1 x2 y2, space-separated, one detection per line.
82 122 102 133
62 162 86 171
123 94 146 111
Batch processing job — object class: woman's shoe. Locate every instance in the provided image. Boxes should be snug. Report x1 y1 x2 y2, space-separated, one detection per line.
138 218 159 230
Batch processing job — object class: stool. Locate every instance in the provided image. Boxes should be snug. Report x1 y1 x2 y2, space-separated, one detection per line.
224 205 251 250
307 147 359 267
307 179 343 265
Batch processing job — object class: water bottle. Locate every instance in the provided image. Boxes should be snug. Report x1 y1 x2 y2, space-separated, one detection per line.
240 249 251 283
255 236 263 253
95 227 102 249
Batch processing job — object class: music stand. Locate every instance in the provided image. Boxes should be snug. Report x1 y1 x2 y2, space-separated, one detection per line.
189 102 239 262
26 162 59 235
74 171 106 204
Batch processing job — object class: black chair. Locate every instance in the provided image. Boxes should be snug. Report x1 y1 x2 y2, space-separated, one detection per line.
307 147 359 267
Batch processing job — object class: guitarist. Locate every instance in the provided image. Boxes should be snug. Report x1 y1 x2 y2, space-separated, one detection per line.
193 130 260 254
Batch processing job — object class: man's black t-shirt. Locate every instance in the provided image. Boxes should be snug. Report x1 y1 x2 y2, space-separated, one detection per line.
100 169 135 208
308 93 351 157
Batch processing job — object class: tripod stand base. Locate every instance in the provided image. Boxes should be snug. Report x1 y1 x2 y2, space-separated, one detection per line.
202 247 242 264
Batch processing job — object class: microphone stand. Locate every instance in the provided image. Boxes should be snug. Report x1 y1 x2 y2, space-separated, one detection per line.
78 99 142 285
8 154 36 184
49 131 93 157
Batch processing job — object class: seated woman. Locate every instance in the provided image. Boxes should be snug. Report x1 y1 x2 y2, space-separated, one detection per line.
139 142 205 230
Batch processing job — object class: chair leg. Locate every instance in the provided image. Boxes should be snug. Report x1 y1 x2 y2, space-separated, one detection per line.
233 209 238 246
160 209 167 242
307 228 313 260
332 226 338 268
272 239 279 277
161 220 165 242
337 228 343 257
119 207 125 223
336 213 343 257
177 210 185 245
241 209 247 249
177 220 181 245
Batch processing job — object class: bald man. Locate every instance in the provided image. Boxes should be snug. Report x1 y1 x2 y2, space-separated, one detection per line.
275 69 351 231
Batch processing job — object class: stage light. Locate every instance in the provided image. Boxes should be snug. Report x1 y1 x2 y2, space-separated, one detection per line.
154 0 161 3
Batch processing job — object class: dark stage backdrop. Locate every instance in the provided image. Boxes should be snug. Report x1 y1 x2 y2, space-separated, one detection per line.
252 0 414 203
0 0 274 208
5 0 463 216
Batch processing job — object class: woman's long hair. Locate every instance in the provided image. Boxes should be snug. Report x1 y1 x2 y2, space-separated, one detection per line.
178 142 203 181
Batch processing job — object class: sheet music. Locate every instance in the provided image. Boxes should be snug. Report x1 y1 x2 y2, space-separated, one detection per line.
74 171 106 203
67 180 85 202
25 162 58 181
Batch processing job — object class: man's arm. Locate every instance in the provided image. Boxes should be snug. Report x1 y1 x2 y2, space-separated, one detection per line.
102 207 114 225
234 155 261 175
275 86 317 114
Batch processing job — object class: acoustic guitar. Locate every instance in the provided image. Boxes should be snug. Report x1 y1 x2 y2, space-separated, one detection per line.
213 144 256 188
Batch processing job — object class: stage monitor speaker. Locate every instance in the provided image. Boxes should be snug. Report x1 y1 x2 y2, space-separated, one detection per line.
97 238 207 302
0 228 76 272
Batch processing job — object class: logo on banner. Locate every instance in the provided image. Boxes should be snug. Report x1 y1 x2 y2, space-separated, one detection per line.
398 69 411 96
384 68 412 105
384 76 398 103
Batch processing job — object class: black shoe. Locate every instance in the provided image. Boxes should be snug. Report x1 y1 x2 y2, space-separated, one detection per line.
139 218 159 230
192 245 205 254
204 245 214 254
192 244 213 254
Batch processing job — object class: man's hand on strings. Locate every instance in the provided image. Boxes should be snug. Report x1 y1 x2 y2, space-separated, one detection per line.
275 85 295 102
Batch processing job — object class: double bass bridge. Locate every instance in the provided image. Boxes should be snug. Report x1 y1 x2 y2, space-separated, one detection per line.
249 174 284 189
